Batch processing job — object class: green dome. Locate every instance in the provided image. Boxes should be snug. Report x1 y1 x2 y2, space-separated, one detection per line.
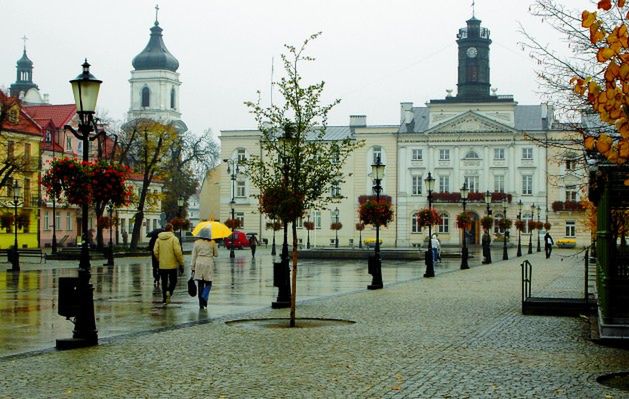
132 21 179 72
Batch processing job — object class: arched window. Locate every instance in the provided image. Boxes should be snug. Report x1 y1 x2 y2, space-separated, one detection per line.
464 150 480 159
411 213 422 234
170 87 176 109
141 87 150 108
438 213 449 233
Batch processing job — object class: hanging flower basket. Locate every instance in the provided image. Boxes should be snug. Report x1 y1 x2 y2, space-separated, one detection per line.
515 220 525 231
359 195 394 227
543 222 552 230
416 208 442 227
171 217 190 230
527 220 538 232
534 221 544 230
498 218 513 230
355 222 365 231
456 212 473 229
266 221 282 231
224 218 241 229
42 158 132 207
17 211 30 230
480 216 494 230
304 221 315 231
330 222 343 230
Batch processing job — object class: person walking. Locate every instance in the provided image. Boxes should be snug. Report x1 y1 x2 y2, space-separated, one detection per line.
154 223 184 305
431 234 441 264
249 234 259 257
544 232 554 259
190 227 218 310
482 230 491 264
148 228 163 287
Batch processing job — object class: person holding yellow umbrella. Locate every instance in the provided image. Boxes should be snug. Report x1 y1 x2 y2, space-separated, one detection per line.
190 221 231 309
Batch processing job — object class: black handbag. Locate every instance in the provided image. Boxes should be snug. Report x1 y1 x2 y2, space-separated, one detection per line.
187 274 197 297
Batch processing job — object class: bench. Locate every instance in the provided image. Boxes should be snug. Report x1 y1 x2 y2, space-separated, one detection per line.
0 248 46 264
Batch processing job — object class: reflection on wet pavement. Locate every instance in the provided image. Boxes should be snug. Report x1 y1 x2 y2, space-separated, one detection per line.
0 246 495 357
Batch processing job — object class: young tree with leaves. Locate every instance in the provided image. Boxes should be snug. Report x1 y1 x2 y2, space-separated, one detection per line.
243 33 363 327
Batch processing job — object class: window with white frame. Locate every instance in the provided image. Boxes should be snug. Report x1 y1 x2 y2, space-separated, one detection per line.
66 136 72 151
236 181 246 197
494 213 504 233
464 176 480 192
494 175 505 193
522 175 533 195
330 183 341 198
439 175 450 192
66 212 72 231
411 213 422 233
411 175 422 195
56 213 61 231
237 148 246 162
438 213 449 233
411 149 422 161
372 146 382 164
236 212 245 228
296 217 303 228
494 148 505 160
565 185 578 202
44 212 50 230
522 147 533 160
439 149 450 161
565 221 576 237
314 211 321 229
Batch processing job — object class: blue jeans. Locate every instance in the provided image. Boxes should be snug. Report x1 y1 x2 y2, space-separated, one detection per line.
197 280 212 308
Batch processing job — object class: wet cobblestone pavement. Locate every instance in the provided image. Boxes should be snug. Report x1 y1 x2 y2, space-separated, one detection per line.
1 247 628 398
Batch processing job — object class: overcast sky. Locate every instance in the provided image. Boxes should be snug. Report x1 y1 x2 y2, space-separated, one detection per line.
1 0 592 138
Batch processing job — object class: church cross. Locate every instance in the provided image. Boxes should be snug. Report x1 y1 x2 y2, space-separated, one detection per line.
21 35 28 51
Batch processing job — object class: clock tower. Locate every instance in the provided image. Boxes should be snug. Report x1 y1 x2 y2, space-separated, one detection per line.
456 16 492 100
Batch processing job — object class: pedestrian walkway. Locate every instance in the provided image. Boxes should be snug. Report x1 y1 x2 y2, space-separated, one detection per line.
1 248 628 398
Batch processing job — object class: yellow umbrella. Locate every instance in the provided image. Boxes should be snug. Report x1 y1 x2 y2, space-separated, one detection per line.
192 221 232 239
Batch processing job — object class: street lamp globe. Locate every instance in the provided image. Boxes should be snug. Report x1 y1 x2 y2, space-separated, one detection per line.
371 156 385 180
460 182 469 201
70 60 102 114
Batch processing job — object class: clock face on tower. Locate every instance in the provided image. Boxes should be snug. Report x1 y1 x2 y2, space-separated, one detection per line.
466 47 478 58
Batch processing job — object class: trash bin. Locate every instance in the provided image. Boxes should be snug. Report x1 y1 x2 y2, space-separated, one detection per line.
58 277 80 318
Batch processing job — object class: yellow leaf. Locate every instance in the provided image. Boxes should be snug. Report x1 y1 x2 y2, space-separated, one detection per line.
620 0 626 7
619 139 629 158
597 47 616 62
597 134 613 153
583 11 598 28
585 136 597 150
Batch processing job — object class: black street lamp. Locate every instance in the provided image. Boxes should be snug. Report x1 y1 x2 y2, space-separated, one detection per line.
517 199 523 257
460 183 470 270
8 180 21 271
104 202 114 266
51 136 58 254
272 124 294 308
271 219 277 256
423 172 436 278
485 190 492 216
502 199 509 261
177 195 185 244
528 203 535 255
536 205 542 252
224 158 238 259
368 155 385 289
483 190 493 264
57 60 102 349
306 213 311 249
333 207 339 248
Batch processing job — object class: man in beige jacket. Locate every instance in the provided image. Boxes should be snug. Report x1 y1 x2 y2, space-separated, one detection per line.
153 223 185 304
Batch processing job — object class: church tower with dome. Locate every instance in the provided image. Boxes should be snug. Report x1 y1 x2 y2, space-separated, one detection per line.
128 6 187 132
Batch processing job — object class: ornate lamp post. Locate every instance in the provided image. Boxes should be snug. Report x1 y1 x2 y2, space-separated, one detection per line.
517 199 523 257
333 207 339 248
104 202 115 266
528 203 535 254
306 213 311 249
460 183 470 270
224 158 238 259
177 195 185 244
536 205 542 252
485 190 492 216
423 172 436 278
502 199 509 261
271 124 294 308
57 60 102 348
483 190 493 264
51 136 58 254
8 181 21 271
368 155 385 289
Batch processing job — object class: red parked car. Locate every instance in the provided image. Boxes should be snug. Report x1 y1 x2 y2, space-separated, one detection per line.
223 230 249 249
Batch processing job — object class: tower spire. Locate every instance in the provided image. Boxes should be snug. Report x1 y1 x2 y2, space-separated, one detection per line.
155 4 159 24
21 35 28 52
472 1 475 17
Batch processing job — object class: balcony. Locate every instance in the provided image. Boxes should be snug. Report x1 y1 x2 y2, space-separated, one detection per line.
551 201 585 212
431 192 512 204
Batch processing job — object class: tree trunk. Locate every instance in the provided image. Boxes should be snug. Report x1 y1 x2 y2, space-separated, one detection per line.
289 222 298 327
130 210 144 250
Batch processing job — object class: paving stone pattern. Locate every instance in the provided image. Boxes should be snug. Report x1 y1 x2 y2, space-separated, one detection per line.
1 251 628 398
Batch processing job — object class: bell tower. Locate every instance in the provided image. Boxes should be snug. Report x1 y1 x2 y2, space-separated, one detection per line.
456 16 492 100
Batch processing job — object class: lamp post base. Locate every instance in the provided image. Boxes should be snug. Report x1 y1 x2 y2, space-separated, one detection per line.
367 255 383 290
56 337 98 350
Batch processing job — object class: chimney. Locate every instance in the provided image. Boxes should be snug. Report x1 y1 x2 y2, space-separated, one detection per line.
401 102 414 124
349 115 366 127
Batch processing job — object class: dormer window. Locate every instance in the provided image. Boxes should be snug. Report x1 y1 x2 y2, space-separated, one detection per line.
464 150 480 159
